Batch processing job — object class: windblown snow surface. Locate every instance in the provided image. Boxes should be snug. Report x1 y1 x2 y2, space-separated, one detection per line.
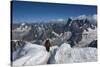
12 42 97 66
55 43 97 64
12 42 50 66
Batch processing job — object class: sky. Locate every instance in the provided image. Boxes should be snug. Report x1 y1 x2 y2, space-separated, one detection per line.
12 1 97 23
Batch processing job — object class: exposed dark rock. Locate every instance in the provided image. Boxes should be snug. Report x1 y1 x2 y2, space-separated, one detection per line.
88 40 97 48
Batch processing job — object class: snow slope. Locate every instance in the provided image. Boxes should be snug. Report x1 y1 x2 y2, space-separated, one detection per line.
12 42 50 66
55 43 97 64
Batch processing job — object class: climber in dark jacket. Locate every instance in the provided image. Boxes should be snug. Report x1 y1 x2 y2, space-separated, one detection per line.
44 40 51 52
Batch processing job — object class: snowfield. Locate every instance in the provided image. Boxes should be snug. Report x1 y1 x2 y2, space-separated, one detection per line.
12 42 50 66
12 42 97 66
55 43 97 64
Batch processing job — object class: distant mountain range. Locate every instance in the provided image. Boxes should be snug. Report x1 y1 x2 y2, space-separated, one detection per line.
12 14 97 47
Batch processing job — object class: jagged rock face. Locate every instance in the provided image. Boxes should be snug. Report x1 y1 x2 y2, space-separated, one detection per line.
12 15 97 48
64 18 97 47
76 28 97 47
88 40 97 48
11 40 25 53
12 23 32 40
55 43 97 64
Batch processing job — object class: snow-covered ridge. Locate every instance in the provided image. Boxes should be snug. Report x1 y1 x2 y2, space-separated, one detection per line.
13 23 31 32
12 42 50 66
12 41 97 65
55 43 97 64
71 14 97 20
